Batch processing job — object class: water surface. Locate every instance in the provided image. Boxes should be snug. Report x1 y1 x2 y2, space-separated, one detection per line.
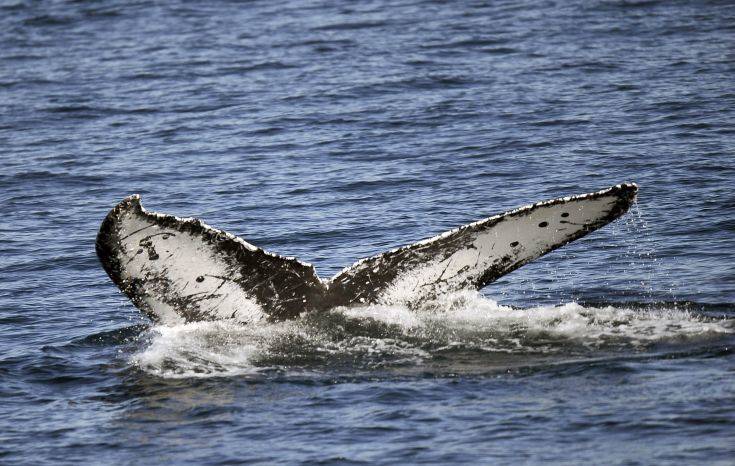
1 0 734 464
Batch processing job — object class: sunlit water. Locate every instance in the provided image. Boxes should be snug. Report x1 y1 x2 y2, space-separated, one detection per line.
2 0 735 464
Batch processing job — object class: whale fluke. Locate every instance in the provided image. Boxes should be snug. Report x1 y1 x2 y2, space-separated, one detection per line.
96 196 324 323
96 183 638 323
329 183 638 307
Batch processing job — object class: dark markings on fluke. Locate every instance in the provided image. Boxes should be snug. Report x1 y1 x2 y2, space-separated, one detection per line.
96 183 638 323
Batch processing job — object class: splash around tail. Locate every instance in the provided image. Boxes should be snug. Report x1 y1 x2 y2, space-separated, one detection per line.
96 183 638 324
130 292 733 379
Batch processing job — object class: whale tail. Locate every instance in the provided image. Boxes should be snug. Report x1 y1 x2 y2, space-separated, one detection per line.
96 183 638 323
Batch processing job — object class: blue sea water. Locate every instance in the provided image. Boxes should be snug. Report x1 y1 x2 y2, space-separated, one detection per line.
1 0 735 464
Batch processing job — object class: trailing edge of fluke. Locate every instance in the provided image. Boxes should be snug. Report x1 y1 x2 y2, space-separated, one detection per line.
96 183 638 323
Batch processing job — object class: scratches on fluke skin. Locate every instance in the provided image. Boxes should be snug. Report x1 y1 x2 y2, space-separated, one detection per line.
96 196 323 323
328 183 637 308
96 183 638 324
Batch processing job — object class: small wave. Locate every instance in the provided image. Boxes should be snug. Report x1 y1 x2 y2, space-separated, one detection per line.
71 324 148 347
218 61 296 75
479 47 519 55
22 15 75 27
131 292 733 379
420 38 512 50
529 118 591 127
313 21 387 31
592 0 662 11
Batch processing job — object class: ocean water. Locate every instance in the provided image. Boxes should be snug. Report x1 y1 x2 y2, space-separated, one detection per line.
1 0 734 464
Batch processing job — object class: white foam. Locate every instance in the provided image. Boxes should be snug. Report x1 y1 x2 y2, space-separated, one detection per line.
132 321 279 378
131 292 733 378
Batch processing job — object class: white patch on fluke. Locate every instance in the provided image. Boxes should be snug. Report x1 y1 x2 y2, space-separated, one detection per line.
347 188 626 306
116 209 265 324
